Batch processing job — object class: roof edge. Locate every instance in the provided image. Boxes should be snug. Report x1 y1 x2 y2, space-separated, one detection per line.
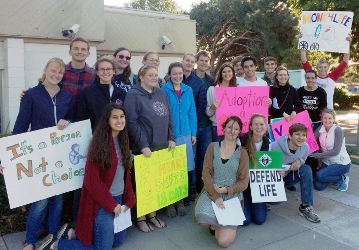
104 5 190 20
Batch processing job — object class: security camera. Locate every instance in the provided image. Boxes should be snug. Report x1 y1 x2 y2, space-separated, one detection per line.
162 36 172 45
62 24 80 38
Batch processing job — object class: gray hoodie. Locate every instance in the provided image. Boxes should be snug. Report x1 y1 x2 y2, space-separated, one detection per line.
124 84 174 154
271 135 309 166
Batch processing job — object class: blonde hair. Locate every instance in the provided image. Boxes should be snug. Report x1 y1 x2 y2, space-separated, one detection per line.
320 109 338 124
38 58 65 83
137 65 157 85
316 58 330 67
143 50 159 61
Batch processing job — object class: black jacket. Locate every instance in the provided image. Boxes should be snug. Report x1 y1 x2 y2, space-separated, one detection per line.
269 84 303 118
77 81 127 132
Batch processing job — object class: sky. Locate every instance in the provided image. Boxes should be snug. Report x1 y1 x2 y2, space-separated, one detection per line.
104 0 209 12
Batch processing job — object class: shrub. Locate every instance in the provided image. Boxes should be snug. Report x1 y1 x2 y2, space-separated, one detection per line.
333 86 355 110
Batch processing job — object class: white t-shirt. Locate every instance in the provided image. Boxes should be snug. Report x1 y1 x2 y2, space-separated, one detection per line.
237 77 268 87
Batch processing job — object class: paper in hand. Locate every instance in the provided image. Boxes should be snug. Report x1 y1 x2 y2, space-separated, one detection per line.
114 206 132 233
211 197 245 226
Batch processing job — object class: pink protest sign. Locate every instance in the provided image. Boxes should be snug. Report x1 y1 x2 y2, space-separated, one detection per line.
215 86 269 135
270 110 319 153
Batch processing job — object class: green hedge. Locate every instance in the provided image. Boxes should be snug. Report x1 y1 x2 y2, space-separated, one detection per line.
333 86 359 110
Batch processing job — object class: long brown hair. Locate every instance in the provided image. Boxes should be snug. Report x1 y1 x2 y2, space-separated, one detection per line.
94 56 116 83
213 63 237 87
87 103 132 170
245 114 267 167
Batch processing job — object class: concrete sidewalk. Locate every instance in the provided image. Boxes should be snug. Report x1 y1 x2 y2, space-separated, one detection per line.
1 165 359 250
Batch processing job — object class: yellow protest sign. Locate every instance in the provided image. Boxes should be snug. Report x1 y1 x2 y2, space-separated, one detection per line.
134 144 188 218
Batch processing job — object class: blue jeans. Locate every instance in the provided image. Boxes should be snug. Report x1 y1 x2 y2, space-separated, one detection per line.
211 126 223 142
242 186 267 226
314 163 351 191
194 126 212 190
26 194 63 244
58 195 126 250
283 164 313 206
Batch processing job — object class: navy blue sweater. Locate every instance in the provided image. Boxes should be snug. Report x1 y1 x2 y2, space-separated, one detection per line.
76 81 127 132
13 83 74 135
183 71 207 122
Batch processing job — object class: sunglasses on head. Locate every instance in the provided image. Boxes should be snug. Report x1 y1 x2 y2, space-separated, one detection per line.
117 55 131 60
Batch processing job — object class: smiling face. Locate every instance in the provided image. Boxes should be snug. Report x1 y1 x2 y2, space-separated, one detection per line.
96 61 115 84
316 62 329 77
69 41 90 63
221 66 234 82
182 55 196 72
233 62 244 76
115 50 131 70
276 69 289 85
143 53 160 68
170 66 183 86
264 60 277 74
250 117 267 137
109 109 126 137
243 60 257 78
197 55 210 73
288 130 307 149
43 62 64 86
305 72 316 88
224 120 241 140
140 68 158 90
321 112 334 129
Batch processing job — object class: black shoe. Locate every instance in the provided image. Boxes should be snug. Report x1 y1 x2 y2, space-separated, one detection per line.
183 197 193 206
287 186 296 191
209 226 215 235
189 187 198 201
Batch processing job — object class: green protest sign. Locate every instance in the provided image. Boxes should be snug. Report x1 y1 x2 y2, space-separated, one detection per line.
249 151 282 170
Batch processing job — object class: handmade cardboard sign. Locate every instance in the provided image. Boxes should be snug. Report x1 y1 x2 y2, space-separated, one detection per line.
134 144 187 218
215 86 269 135
298 11 353 53
249 151 286 203
0 120 91 208
269 110 319 153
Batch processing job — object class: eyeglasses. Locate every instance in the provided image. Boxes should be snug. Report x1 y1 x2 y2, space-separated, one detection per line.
117 55 131 60
98 68 114 73
146 59 160 63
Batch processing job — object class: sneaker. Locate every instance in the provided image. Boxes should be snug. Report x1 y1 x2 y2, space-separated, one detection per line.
189 187 198 201
338 175 349 191
175 200 187 216
298 205 321 223
165 205 176 218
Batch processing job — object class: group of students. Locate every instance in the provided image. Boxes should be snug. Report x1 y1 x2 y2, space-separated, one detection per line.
0 35 352 249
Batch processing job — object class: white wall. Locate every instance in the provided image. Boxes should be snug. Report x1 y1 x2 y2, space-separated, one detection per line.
256 69 306 89
0 39 98 133
130 56 183 78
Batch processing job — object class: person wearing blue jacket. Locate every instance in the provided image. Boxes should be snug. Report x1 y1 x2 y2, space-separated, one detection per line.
162 62 197 218
12 58 73 250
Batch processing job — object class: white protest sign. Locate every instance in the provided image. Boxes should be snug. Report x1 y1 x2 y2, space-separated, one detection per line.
298 11 353 53
249 152 287 203
211 197 245 226
0 120 92 208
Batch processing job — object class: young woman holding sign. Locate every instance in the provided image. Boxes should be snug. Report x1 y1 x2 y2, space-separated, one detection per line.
9 58 73 250
206 63 237 142
312 109 351 192
195 116 249 248
124 65 175 233
50 103 135 250
162 62 197 217
238 114 270 226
